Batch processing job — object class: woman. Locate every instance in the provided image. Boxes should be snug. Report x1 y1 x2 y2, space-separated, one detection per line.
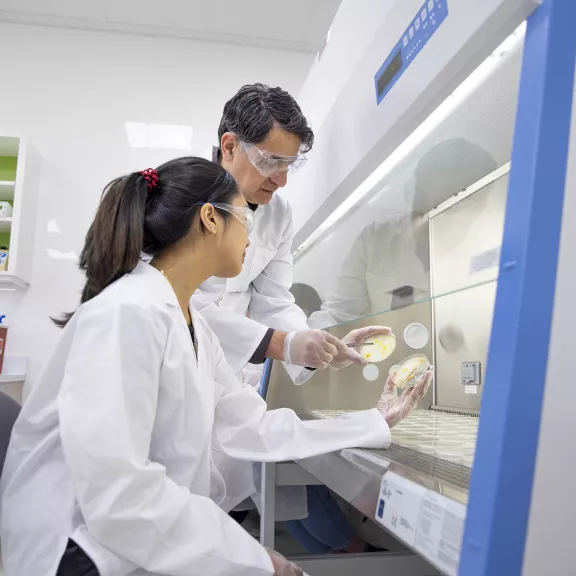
0 157 431 576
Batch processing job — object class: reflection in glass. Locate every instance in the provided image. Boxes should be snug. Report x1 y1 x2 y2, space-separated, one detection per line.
308 139 497 329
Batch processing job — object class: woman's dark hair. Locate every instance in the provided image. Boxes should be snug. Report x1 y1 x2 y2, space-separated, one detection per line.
53 157 237 328
218 83 314 153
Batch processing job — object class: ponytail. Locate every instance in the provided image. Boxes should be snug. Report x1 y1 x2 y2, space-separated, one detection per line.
53 157 238 328
52 173 148 327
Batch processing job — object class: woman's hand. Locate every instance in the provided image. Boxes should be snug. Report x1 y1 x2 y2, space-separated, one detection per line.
266 548 303 576
377 369 433 428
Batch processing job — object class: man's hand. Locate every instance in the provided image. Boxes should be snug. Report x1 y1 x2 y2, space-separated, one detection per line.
283 330 342 369
329 326 392 370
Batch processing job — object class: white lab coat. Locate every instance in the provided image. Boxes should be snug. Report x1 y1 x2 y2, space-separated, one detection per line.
308 218 431 329
192 193 316 521
193 193 311 387
0 262 390 576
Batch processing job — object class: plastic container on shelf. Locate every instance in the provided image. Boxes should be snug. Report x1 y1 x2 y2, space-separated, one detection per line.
0 246 9 271
0 202 13 217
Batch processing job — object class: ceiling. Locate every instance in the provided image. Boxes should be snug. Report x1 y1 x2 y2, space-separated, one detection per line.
0 0 341 53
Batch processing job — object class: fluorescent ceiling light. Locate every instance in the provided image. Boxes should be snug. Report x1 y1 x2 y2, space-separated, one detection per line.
294 22 527 260
125 122 194 150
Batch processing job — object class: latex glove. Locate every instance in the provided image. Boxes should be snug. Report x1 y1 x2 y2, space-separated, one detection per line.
377 368 434 428
283 330 340 369
266 548 303 576
329 326 392 370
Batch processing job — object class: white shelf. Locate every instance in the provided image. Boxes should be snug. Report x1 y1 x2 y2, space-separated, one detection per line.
0 372 25 383
0 356 27 383
0 272 28 289
0 181 15 202
0 217 12 234
0 135 41 286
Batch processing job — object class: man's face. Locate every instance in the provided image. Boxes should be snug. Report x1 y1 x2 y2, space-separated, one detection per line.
221 127 302 205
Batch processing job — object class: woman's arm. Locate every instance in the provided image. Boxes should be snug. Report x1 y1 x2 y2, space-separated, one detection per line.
211 337 391 462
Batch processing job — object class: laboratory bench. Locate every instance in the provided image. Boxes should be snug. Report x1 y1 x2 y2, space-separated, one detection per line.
260 409 477 576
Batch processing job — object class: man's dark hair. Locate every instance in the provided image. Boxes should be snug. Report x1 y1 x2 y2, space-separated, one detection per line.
218 84 314 153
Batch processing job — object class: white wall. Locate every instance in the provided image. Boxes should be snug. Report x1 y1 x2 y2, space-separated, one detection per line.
0 22 313 398
297 0 396 133
287 0 536 243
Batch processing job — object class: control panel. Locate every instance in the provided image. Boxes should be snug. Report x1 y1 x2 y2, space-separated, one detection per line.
374 0 449 105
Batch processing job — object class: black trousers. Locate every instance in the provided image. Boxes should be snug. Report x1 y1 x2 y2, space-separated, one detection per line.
56 540 100 576
229 509 250 525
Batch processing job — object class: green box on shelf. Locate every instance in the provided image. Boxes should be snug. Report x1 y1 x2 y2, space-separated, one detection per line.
0 157 17 181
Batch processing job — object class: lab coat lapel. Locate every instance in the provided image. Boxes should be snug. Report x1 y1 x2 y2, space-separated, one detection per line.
133 261 199 362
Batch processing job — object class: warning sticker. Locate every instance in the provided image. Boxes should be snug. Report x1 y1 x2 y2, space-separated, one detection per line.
414 491 466 576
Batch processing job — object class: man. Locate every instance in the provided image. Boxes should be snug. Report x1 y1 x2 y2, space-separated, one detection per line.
193 84 387 387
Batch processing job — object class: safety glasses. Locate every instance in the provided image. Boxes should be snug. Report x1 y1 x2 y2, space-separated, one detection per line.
197 203 254 234
239 140 307 178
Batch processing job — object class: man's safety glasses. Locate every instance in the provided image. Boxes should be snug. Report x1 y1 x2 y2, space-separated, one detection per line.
239 140 307 178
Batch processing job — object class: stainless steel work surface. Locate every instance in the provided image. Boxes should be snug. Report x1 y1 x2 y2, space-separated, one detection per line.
299 409 477 514
311 409 477 470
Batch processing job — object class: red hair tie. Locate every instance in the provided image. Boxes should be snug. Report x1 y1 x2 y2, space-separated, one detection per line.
140 168 159 192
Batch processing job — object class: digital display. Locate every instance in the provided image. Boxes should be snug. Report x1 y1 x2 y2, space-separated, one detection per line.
374 0 448 104
377 50 403 98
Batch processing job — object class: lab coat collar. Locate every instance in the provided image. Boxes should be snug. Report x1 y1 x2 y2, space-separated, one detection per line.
133 260 181 310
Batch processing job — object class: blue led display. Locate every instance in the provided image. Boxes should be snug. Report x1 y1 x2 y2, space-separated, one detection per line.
374 0 449 105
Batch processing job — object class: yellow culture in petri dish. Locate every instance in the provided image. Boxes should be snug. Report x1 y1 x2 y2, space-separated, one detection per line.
391 354 430 389
360 333 397 363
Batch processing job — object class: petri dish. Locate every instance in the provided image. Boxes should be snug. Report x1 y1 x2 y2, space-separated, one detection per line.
390 354 430 389
360 333 397 363
362 364 380 381
403 323 429 349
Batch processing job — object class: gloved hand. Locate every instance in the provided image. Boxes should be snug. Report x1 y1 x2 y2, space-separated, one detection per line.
283 330 341 369
266 548 303 576
377 368 434 428
329 326 392 370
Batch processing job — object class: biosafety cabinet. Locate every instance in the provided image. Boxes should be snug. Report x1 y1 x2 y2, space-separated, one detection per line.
260 1 576 575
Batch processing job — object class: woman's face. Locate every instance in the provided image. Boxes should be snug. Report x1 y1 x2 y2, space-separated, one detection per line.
213 193 251 278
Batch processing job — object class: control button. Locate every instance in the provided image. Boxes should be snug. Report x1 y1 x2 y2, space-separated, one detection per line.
415 17 420 30
403 35 408 47
421 8 427 20
428 0 434 10
409 26 414 38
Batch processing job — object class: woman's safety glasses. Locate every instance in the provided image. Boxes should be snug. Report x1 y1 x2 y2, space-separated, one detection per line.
239 140 307 178
197 203 255 234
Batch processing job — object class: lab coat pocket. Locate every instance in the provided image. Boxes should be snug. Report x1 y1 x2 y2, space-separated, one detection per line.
226 246 256 293
250 246 275 280
225 245 275 293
